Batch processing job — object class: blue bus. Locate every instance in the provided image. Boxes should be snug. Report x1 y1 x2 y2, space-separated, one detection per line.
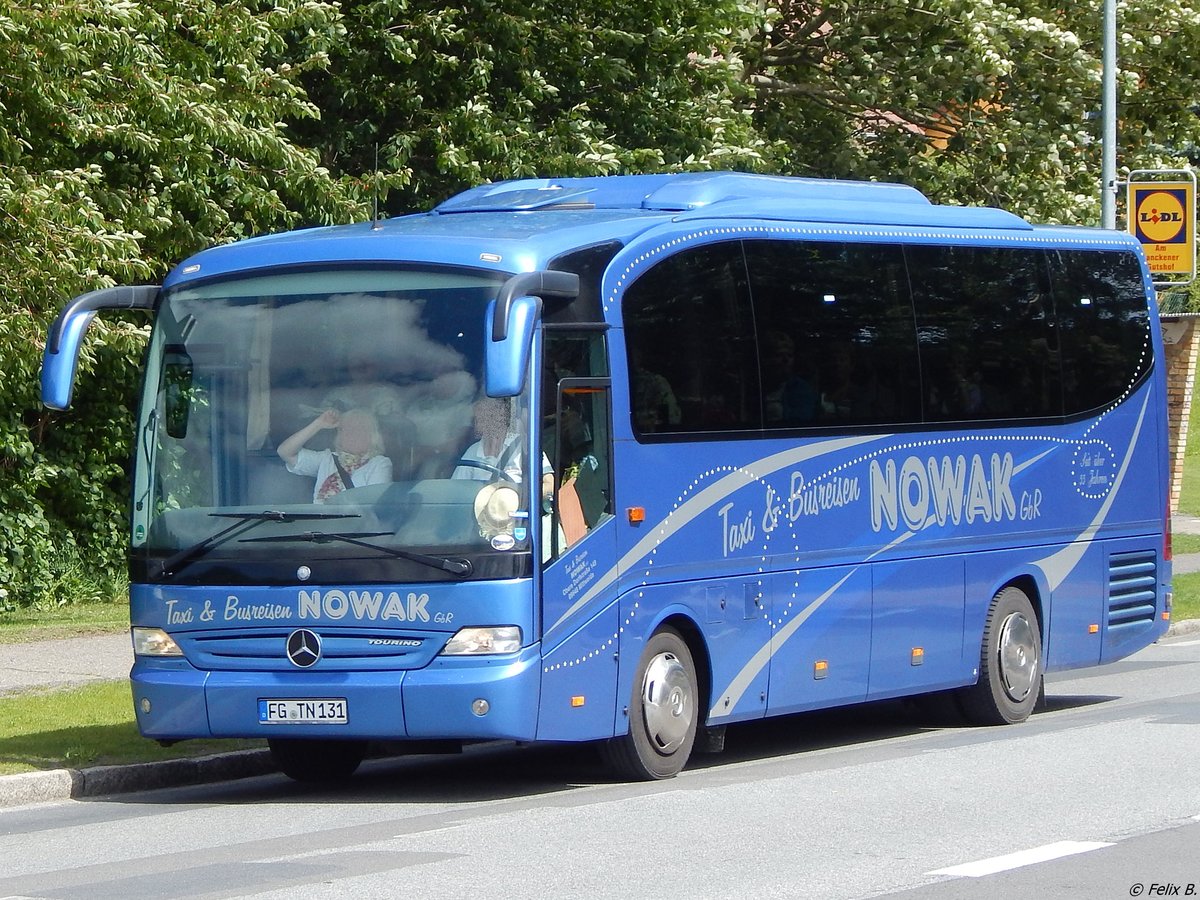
42 173 1172 781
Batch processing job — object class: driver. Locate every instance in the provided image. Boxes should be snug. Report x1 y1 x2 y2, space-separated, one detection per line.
452 397 553 503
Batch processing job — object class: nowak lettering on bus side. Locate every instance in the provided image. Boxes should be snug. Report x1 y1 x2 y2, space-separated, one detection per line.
869 452 1016 532
298 589 430 622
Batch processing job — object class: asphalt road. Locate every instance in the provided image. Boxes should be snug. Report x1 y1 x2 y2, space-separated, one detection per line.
2 631 1199 900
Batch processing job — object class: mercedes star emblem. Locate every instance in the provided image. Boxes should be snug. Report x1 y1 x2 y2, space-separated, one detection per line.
285 629 322 668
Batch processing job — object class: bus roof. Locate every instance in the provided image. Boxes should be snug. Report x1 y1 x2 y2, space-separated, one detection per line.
163 172 1124 289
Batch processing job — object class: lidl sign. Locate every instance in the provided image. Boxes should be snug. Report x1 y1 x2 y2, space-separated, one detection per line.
1127 180 1195 281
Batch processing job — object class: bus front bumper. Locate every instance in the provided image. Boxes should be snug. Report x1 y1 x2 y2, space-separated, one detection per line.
130 646 543 743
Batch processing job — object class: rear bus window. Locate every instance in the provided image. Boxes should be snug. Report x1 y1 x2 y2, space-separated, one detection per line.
1050 249 1153 416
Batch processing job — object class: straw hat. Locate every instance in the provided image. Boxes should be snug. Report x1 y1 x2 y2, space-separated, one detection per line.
473 483 520 537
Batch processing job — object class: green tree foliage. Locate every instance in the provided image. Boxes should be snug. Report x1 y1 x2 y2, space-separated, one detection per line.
743 0 1200 224
0 0 365 607
294 0 775 212
5 0 1200 610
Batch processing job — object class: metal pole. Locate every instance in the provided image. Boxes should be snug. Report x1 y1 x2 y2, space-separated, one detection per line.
1101 0 1118 228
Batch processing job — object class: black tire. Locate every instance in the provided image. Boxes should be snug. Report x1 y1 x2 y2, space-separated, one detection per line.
958 586 1043 725
268 738 367 782
602 628 699 780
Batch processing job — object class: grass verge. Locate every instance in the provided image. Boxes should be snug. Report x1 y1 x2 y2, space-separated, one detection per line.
1180 388 1200 516
0 602 128 645
0 681 261 777
1174 570 1200 624
1175 533 1200 555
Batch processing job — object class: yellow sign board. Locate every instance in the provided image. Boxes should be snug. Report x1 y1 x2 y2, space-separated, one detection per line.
1127 180 1195 281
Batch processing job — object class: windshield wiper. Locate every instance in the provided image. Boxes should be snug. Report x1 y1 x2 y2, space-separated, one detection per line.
241 531 473 577
158 510 360 578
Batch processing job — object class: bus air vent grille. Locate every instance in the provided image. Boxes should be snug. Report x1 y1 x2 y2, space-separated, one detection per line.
1106 550 1158 639
178 627 443 672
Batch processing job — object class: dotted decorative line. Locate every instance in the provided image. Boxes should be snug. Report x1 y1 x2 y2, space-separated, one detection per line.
543 400 1148 670
1071 439 1117 500
542 463 764 675
606 224 1154 500
1080 334 1152 442
602 224 1137 316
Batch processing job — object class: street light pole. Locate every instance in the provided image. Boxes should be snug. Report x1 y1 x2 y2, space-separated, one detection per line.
1101 0 1118 229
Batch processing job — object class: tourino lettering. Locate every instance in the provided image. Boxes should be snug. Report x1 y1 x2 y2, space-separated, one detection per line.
870 452 1016 533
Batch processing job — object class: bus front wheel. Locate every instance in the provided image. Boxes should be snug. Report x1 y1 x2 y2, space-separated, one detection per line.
959 586 1042 725
603 627 699 780
268 738 367 783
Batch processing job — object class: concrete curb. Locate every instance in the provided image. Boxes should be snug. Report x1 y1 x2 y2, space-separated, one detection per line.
0 749 276 809
1166 617 1200 638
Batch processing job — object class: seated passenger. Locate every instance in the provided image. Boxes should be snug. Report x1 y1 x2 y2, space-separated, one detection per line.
277 408 392 503
631 359 681 433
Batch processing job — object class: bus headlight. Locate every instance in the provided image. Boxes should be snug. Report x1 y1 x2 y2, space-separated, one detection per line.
441 626 521 656
132 627 184 657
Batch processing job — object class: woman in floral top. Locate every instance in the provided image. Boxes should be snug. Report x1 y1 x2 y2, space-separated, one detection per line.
277 408 392 503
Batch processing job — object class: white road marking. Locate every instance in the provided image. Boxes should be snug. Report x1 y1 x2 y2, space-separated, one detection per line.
928 841 1114 878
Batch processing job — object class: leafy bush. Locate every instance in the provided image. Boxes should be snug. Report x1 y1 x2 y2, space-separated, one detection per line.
0 0 365 608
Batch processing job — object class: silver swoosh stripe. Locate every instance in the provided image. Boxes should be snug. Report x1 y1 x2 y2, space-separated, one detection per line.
708 409 1144 720
545 433 886 638
707 529 920 720
1033 390 1150 591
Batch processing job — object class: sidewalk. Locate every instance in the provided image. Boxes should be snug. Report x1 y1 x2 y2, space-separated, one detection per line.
3 520 1200 806
0 632 131 694
1174 514 1200 574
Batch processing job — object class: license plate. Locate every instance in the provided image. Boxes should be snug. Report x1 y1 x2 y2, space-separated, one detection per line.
258 698 348 725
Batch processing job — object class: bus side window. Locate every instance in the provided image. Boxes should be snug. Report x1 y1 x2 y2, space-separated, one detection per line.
909 245 1063 422
745 239 920 429
623 241 758 435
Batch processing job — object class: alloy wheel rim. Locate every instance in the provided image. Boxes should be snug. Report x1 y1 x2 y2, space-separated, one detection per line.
640 651 694 754
998 611 1038 701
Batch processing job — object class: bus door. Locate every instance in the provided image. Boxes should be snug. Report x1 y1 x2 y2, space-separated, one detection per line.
537 330 620 741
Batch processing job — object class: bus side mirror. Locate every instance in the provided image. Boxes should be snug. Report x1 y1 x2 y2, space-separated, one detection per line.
162 347 194 439
42 310 97 410
485 295 540 397
41 285 158 410
484 271 578 398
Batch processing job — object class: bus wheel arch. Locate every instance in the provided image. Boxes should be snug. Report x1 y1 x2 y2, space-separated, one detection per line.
958 582 1044 725
603 618 706 780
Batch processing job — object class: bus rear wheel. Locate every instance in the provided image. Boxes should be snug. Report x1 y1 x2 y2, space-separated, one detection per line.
268 738 367 782
959 586 1042 725
603 627 699 780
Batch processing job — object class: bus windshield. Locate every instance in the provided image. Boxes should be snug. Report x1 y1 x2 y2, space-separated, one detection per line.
130 266 541 586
